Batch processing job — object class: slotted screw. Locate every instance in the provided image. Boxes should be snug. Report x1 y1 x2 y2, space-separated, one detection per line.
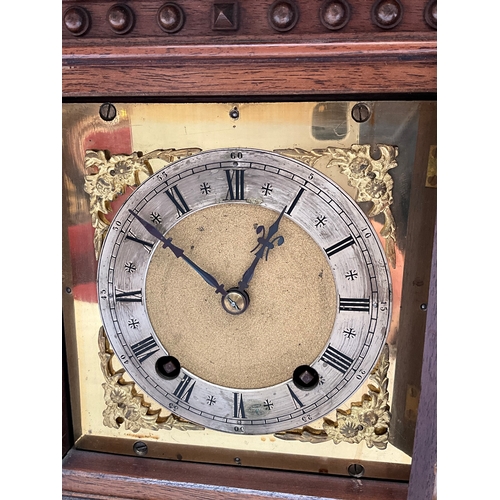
351 103 371 123
99 102 117 121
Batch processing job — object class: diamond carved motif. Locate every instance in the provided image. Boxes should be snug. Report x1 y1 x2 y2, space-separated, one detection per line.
213 2 239 30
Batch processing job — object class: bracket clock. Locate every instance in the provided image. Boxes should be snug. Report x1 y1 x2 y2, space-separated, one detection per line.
62 1 436 498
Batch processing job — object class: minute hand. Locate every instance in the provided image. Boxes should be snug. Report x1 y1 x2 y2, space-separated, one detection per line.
128 210 227 296
237 206 286 291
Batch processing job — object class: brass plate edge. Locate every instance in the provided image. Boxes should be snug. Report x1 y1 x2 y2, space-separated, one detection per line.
75 434 410 482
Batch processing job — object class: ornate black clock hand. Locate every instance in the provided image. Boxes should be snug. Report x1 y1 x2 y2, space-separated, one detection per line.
237 205 286 291
129 210 228 296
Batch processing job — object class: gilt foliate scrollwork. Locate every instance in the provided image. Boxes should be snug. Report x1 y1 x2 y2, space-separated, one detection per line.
84 148 202 259
275 145 398 268
98 327 204 433
274 344 391 449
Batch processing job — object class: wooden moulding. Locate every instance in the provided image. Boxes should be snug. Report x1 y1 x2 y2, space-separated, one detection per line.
62 448 410 500
62 39 437 97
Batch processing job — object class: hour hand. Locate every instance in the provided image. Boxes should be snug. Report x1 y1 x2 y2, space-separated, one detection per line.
129 210 228 296
237 206 286 291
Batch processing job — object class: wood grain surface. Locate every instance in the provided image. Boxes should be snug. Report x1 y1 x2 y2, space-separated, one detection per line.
62 448 410 499
62 38 436 97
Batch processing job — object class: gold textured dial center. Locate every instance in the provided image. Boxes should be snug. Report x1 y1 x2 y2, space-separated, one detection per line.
145 203 336 389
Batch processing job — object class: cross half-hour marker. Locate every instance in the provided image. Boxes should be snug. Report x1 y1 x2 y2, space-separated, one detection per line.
321 345 354 374
339 297 370 312
324 235 355 258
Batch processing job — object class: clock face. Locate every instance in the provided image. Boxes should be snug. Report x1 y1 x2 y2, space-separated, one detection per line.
97 148 392 434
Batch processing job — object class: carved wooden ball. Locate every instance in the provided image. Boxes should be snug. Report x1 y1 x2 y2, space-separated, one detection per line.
371 0 404 29
64 6 90 36
107 4 135 34
320 0 351 30
157 3 185 33
268 1 299 32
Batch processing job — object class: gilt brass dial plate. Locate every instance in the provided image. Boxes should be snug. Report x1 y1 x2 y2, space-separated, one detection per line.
63 100 436 479
97 148 392 434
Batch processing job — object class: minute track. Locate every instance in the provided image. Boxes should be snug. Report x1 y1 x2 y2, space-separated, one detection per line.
97 148 392 434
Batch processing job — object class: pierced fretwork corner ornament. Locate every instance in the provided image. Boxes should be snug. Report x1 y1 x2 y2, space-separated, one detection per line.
98 327 205 433
274 344 391 449
275 145 398 268
84 148 202 259
84 145 398 266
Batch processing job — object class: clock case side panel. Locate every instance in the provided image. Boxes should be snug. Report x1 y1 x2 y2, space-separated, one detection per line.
62 166 82 455
389 102 437 455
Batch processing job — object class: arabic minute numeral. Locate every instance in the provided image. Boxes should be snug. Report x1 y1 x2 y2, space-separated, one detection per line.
156 171 167 182
360 227 372 238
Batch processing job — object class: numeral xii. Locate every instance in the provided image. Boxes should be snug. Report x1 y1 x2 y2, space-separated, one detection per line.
225 169 245 200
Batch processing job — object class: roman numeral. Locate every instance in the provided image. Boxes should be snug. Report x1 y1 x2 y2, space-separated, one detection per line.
286 384 305 409
233 393 246 418
286 188 305 216
320 345 354 374
166 185 190 216
225 169 245 200
173 375 196 403
130 335 160 363
324 236 355 258
339 297 370 312
125 231 154 252
115 288 143 303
